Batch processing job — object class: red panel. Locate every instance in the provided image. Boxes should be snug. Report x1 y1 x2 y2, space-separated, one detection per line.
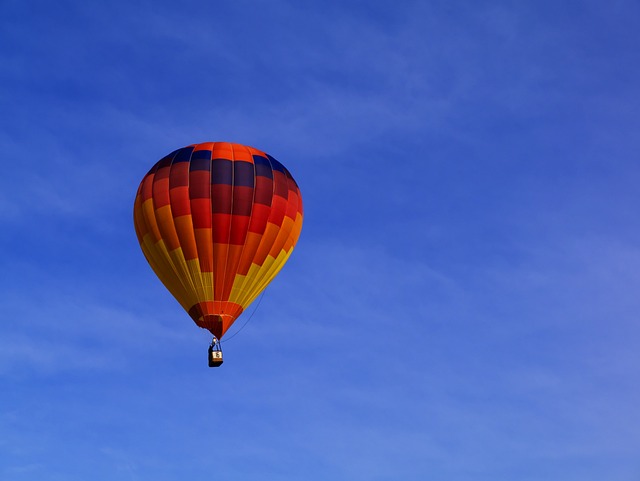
273 171 288 198
285 189 298 220
288 180 303 217
212 213 232 243
170 162 189 187
297 190 304 215
254 176 273 206
189 171 211 199
229 214 251 245
249 203 271 234
153 177 170 208
212 184 232 214
141 174 155 201
269 196 287 226
191 199 212 228
155 165 170 180
232 185 254 216
170 186 191 216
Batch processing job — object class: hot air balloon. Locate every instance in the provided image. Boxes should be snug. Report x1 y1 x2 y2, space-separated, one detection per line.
133 142 303 366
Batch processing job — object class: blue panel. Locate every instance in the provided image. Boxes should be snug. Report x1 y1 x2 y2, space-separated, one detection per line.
191 149 212 161
211 159 233 185
267 154 286 173
284 168 299 187
156 150 178 169
234 161 255 187
253 155 273 179
173 146 194 163
190 157 210 172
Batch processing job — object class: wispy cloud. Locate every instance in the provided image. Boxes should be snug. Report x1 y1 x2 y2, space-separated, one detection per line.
0 289 196 376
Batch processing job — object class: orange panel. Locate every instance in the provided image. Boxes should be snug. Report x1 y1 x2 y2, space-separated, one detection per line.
155 205 180 251
212 142 233 159
194 228 213 272
222 244 244 299
254 223 280 267
213 242 229 300
194 142 214 151
174 215 198 260
238 231 263 275
141 199 161 243
232 146 253 163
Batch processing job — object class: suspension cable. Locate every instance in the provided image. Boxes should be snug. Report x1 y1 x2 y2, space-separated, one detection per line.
222 290 266 343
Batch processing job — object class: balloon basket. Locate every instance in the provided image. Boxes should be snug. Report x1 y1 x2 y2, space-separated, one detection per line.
208 340 223 368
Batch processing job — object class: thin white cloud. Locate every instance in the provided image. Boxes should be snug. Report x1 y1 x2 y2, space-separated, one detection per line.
0 289 195 375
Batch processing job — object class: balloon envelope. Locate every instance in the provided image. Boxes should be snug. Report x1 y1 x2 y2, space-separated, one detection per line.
133 142 303 339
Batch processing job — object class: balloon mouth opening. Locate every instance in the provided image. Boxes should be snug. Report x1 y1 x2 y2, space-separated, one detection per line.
201 315 224 338
188 302 244 339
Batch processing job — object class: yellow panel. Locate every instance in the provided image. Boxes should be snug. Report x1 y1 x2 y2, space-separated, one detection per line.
249 249 292 304
142 198 162 242
142 236 193 311
228 273 248 304
185 258 213 302
232 263 263 308
167 247 197 296
238 224 294 303
235 249 289 308
229 216 301 309
155 205 181 251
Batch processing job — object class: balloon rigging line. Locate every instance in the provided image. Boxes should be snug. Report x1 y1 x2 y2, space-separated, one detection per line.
222 290 267 343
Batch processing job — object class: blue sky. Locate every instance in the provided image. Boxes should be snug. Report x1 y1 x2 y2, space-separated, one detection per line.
2 0 640 479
